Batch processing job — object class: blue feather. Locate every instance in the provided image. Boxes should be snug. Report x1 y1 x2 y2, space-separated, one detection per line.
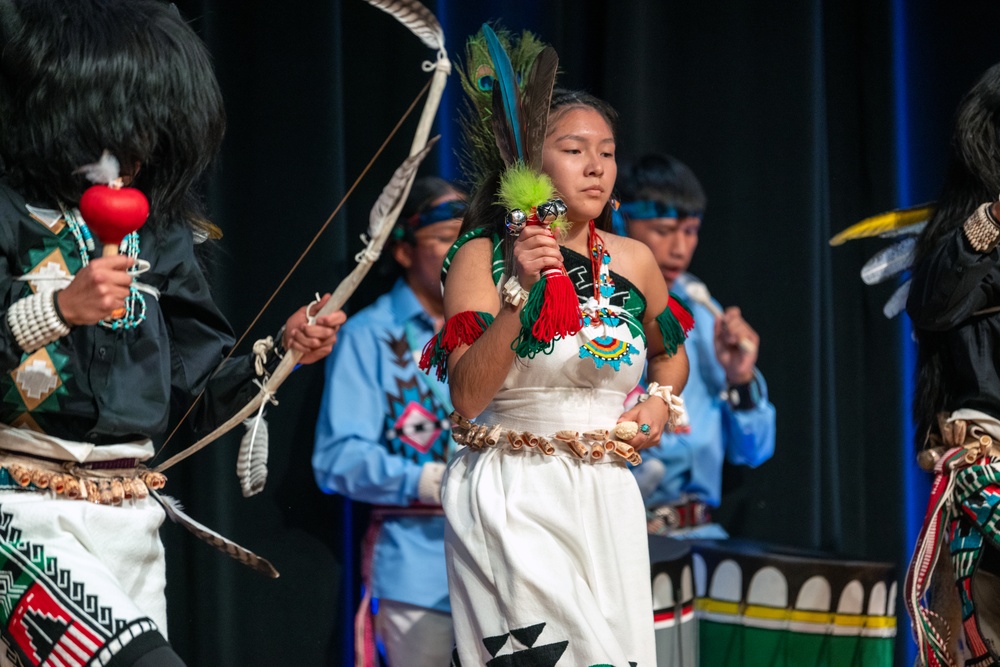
482 24 523 160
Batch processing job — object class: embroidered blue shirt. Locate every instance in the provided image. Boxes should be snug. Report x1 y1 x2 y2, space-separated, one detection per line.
313 278 452 612
640 273 776 512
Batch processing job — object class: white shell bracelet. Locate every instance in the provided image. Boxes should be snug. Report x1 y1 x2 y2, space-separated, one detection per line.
502 275 530 308
7 291 72 353
640 382 689 429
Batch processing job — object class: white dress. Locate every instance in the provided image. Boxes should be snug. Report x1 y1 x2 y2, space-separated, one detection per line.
443 245 656 667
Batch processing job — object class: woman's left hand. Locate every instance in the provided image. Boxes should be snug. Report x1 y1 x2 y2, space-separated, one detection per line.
617 397 672 450
282 293 346 365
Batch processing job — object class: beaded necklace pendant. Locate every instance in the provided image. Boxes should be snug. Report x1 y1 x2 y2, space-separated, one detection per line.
63 208 147 330
578 221 639 371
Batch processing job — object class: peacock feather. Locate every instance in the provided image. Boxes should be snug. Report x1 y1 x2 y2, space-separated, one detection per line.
457 26 550 189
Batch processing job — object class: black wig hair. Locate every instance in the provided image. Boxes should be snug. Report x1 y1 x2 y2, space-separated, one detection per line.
617 153 707 217
458 88 621 278
0 0 225 230
911 62 1000 446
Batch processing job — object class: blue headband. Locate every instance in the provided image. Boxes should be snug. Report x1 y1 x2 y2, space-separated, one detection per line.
395 199 467 241
618 200 702 221
408 199 467 229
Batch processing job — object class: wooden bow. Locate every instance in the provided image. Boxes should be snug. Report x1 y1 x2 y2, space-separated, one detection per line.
154 0 450 472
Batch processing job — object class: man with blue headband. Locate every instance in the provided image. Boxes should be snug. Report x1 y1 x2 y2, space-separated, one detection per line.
313 177 465 666
618 154 776 538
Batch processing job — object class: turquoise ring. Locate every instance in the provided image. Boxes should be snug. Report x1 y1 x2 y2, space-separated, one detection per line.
640 423 651 434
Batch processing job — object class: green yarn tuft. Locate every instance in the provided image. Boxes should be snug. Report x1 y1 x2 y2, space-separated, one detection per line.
497 163 555 213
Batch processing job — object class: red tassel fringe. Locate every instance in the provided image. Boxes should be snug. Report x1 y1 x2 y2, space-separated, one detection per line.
522 210 582 345
532 267 583 342
438 311 490 351
418 310 494 380
669 295 695 335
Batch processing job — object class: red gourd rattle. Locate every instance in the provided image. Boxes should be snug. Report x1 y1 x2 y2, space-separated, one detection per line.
76 151 149 256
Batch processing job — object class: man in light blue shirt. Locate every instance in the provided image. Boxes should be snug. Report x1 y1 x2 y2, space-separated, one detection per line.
619 154 776 538
313 177 464 666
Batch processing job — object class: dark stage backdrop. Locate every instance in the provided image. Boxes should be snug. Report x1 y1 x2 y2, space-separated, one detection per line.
152 1 1000 665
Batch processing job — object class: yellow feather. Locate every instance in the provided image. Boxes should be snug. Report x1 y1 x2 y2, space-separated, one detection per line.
828 203 934 246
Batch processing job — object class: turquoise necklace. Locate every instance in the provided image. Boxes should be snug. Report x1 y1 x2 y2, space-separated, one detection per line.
63 208 147 330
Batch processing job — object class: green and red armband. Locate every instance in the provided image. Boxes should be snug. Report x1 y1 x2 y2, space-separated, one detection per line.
655 292 695 357
419 310 495 381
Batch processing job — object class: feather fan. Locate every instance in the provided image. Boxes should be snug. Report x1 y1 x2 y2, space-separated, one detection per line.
831 203 931 319
456 27 547 188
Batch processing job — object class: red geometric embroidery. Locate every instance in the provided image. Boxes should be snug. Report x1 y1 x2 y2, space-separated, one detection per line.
8 583 102 667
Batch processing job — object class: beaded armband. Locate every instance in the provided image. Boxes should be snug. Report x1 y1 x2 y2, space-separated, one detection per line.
419 311 495 381
654 293 695 357
963 202 1000 253
6 291 72 353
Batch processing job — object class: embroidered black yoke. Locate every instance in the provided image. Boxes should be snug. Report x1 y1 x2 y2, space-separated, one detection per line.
0 180 267 446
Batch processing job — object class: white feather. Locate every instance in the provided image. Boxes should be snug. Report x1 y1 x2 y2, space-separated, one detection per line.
153 492 279 578
73 150 121 185
237 415 269 498
683 280 723 318
861 237 916 285
683 279 756 354
883 279 911 319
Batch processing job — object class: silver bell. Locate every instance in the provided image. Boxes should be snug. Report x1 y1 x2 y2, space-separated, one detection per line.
536 200 560 223
506 209 527 236
553 199 567 218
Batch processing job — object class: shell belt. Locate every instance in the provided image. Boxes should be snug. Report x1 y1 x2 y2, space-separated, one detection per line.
0 449 166 505
449 412 643 465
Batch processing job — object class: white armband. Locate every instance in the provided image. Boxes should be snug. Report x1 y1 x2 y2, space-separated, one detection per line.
6 291 72 353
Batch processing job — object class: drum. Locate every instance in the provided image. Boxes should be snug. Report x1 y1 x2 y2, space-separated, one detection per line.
649 535 698 666
692 540 896 667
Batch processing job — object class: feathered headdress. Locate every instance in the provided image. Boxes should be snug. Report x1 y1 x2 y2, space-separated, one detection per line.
460 24 580 357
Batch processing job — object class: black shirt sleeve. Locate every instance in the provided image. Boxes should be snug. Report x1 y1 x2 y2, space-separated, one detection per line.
907 227 1000 331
